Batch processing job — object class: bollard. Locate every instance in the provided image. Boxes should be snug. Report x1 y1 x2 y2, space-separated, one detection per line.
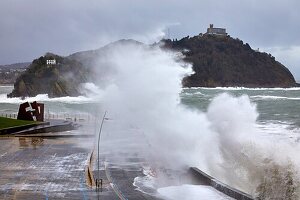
95 178 103 192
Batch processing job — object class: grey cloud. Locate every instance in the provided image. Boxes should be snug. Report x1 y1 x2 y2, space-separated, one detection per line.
0 0 299 67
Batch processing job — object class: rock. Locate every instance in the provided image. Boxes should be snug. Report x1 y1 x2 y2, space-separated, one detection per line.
8 53 90 98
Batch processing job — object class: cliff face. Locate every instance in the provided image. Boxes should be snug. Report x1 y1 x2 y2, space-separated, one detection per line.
8 53 90 98
163 35 297 88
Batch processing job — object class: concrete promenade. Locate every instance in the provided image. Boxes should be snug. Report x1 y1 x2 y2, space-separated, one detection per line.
0 120 240 200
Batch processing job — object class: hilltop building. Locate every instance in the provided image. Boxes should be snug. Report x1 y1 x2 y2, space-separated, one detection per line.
206 24 227 36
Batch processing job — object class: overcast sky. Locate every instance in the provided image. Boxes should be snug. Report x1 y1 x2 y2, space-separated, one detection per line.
1 0 300 79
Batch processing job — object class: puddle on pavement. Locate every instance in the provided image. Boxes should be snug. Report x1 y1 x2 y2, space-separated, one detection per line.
18 137 44 149
0 136 77 151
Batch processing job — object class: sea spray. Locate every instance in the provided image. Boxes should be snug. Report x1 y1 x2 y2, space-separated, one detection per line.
91 41 218 170
256 162 299 200
207 93 300 198
89 41 300 199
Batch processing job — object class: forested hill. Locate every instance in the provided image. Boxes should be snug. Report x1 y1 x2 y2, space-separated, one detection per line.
163 34 298 88
7 35 299 98
8 53 89 97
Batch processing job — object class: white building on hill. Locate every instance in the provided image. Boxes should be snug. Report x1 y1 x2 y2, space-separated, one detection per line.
46 59 56 65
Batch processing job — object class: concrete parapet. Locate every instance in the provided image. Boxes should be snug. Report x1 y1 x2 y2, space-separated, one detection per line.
190 167 254 200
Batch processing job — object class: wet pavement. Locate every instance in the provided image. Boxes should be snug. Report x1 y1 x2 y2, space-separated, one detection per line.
0 136 96 199
0 123 161 200
0 120 233 200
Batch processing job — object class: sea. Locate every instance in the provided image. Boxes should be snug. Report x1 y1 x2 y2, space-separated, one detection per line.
2 85 300 124
181 87 300 140
0 85 98 120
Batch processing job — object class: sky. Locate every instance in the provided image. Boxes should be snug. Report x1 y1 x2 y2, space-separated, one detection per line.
1 0 300 79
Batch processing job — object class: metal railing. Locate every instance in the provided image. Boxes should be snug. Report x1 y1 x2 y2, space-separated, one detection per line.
0 112 96 122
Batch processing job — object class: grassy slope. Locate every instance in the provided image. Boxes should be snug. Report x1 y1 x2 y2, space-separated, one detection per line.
0 117 37 129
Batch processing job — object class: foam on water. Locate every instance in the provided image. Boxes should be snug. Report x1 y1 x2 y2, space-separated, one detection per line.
133 166 157 195
185 87 300 91
0 82 101 104
0 93 96 104
251 95 300 100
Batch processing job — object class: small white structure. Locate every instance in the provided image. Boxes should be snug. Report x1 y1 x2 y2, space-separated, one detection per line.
46 59 56 65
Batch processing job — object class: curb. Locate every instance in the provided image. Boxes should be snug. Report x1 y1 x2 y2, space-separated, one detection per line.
12 122 75 135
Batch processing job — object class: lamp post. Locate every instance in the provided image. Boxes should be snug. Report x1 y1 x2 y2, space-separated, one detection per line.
96 111 107 191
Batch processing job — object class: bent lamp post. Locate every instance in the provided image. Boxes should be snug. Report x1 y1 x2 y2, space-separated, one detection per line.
96 111 107 191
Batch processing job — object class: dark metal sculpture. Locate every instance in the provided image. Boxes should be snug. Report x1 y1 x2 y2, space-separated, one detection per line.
30 101 44 121
17 101 44 122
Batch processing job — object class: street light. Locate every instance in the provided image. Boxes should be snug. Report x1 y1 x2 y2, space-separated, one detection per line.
96 111 107 191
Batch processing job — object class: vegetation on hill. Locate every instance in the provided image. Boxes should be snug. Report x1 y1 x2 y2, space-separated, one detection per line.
163 34 297 88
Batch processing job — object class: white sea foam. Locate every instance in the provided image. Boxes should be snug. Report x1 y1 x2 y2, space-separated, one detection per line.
180 91 205 96
184 87 300 91
0 82 102 104
256 121 300 142
0 94 96 104
133 166 157 195
251 95 300 100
